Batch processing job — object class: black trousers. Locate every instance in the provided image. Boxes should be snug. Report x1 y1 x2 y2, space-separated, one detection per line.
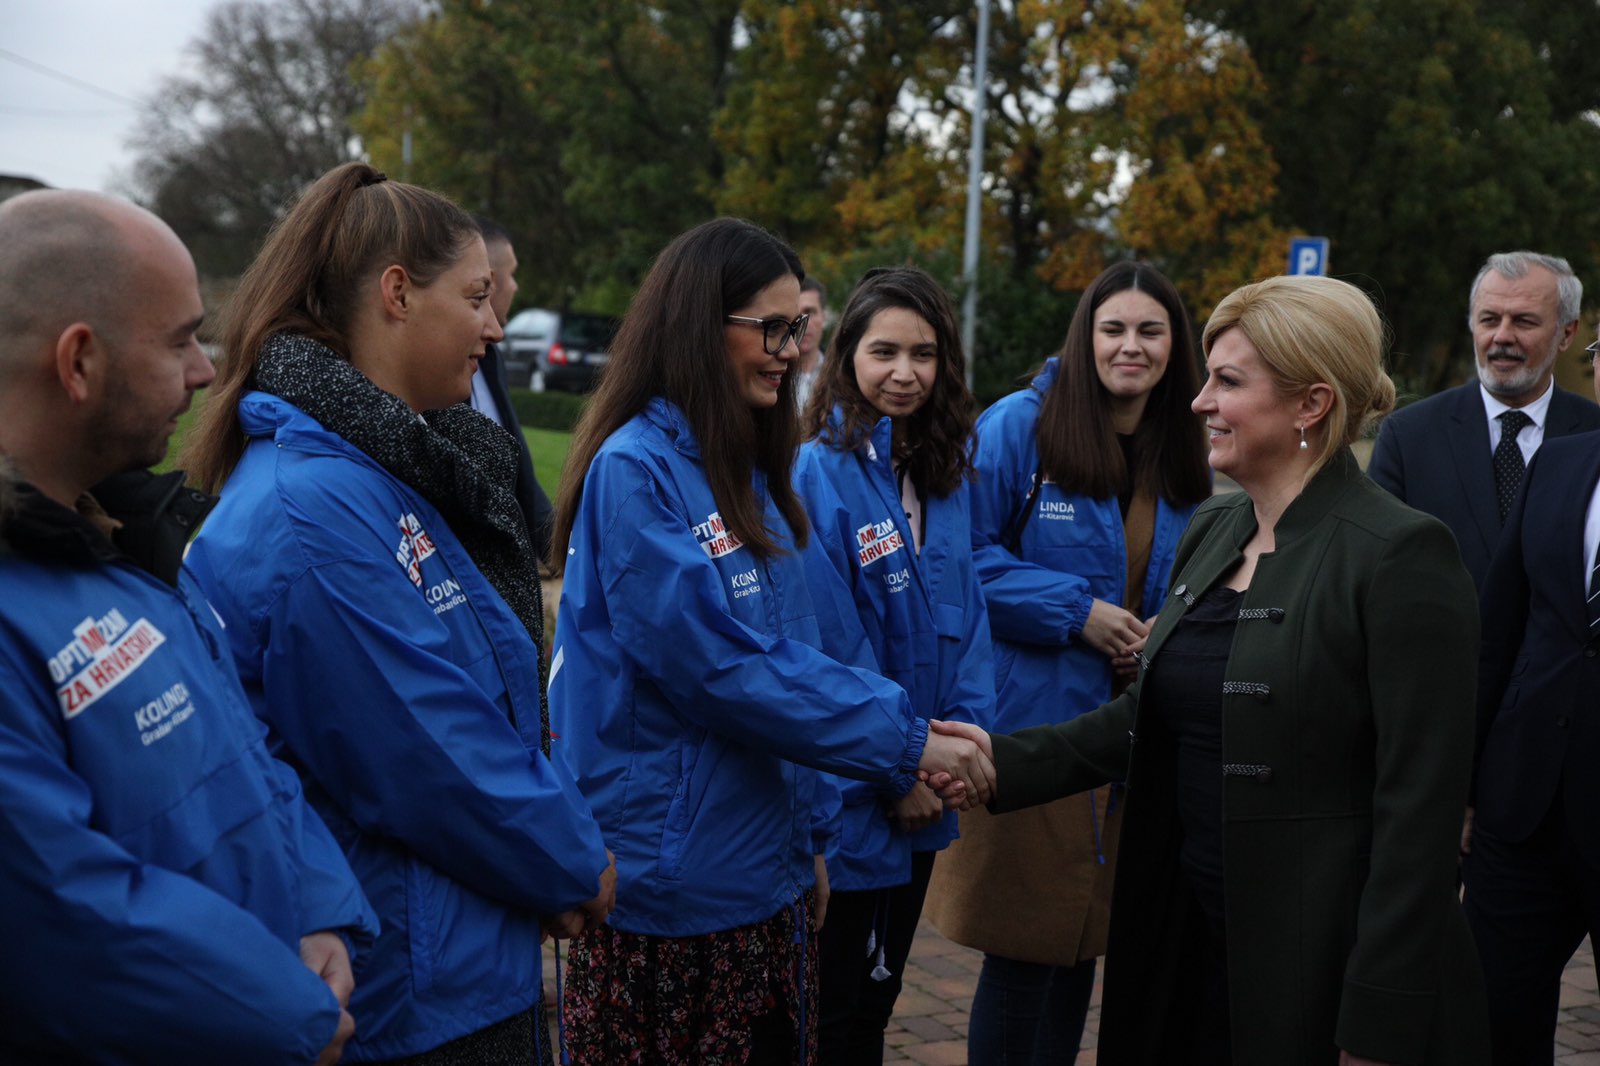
816 850 936 1065
1464 796 1600 1066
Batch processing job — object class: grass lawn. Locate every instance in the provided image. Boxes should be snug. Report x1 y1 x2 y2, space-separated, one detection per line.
156 406 200 474
159 393 574 495
523 426 572 498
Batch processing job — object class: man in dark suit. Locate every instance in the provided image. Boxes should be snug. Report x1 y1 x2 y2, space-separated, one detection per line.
1369 251 1600 590
1467 321 1600 1064
470 217 554 561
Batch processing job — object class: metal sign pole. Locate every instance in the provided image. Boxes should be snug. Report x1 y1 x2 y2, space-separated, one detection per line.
960 0 990 392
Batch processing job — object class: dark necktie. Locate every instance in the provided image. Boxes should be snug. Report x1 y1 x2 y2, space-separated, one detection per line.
1494 410 1532 524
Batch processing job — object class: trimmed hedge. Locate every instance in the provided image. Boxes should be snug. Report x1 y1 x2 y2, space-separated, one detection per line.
509 388 589 432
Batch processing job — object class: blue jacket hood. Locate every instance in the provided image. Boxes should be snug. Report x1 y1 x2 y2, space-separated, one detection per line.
1030 356 1061 397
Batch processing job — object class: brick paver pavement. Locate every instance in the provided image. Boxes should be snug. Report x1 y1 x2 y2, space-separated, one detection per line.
880 919 1099 1065
883 920 1600 1065
543 922 1596 1062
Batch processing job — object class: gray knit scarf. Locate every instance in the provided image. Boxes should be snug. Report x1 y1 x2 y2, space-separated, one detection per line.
254 332 551 755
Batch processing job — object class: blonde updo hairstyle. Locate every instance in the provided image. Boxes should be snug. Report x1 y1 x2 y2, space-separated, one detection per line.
1202 275 1396 473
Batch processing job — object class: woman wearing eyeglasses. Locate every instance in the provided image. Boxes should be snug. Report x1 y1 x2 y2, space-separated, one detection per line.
549 218 994 1065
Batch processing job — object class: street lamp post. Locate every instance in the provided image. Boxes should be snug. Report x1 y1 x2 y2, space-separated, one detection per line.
960 0 990 392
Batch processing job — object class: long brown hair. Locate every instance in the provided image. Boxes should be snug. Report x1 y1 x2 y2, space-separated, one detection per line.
180 162 478 491
803 266 975 498
551 218 808 570
1035 261 1209 507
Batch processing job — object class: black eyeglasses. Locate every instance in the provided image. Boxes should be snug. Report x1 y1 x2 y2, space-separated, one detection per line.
725 313 810 356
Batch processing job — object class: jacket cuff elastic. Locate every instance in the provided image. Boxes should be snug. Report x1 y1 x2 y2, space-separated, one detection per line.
894 716 930 797
1064 592 1092 641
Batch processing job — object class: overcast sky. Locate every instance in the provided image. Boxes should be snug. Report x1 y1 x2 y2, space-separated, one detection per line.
1 0 216 194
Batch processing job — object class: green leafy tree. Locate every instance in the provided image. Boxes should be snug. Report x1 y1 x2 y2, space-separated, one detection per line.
356 1 588 305
1199 0 1600 392
360 0 743 311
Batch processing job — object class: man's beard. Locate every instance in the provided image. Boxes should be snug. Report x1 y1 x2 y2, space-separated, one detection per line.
90 364 175 474
1476 337 1559 400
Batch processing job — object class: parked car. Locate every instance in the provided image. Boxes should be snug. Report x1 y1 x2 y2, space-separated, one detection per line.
501 307 558 390
541 312 619 393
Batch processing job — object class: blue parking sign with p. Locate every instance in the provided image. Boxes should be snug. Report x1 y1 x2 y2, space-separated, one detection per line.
1288 237 1330 276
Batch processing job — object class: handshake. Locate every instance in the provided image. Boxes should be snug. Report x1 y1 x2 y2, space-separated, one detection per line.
916 720 996 810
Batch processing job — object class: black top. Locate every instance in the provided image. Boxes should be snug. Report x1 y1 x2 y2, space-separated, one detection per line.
1116 432 1137 518
1142 583 1239 924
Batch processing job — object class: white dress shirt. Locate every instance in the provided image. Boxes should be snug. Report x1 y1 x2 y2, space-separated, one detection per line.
470 366 510 431
1584 473 1600 596
1481 379 1554 464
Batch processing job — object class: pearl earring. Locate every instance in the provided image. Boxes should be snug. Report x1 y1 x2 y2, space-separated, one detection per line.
1298 425 1308 451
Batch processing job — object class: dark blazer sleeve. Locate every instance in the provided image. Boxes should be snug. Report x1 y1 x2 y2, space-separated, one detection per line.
522 467 555 563
483 344 555 561
1550 386 1600 436
988 690 1137 813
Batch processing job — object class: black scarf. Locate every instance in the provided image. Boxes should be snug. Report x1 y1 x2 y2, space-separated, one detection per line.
253 333 552 755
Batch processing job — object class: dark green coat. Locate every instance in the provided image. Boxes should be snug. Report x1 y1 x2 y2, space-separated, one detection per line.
990 451 1488 1066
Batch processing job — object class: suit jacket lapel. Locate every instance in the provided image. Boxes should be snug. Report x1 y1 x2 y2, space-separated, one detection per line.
1550 388 1595 437
1141 499 1252 665
1542 444 1600 638
1447 384 1500 564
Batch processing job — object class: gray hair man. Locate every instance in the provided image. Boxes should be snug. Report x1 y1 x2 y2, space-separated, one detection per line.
1368 250 1600 590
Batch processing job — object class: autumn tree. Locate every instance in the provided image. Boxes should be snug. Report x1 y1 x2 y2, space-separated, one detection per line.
716 0 1290 400
715 0 968 252
130 0 415 277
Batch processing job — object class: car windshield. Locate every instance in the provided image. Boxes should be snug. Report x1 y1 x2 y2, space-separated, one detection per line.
560 315 617 349
505 310 552 337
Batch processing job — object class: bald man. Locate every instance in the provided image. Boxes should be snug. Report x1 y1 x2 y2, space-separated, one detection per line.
0 191 377 1065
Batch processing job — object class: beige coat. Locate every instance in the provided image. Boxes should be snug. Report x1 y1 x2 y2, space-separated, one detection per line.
925 787 1120 964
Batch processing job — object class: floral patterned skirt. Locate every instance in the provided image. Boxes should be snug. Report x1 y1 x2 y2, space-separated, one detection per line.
561 893 819 1065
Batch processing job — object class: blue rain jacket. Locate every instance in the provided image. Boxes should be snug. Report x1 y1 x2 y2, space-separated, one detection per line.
794 414 996 890
0 503 377 1064
185 392 609 1061
550 398 930 937
972 359 1199 733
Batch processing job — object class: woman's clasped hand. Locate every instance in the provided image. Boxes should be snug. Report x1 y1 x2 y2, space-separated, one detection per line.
915 722 996 807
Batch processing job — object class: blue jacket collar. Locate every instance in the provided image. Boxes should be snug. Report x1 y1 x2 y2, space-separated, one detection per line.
642 397 701 459
240 390 344 448
1030 357 1061 397
823 405 897 467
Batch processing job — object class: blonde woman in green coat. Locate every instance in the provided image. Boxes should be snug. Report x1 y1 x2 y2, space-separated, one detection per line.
931 275 1488 1066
